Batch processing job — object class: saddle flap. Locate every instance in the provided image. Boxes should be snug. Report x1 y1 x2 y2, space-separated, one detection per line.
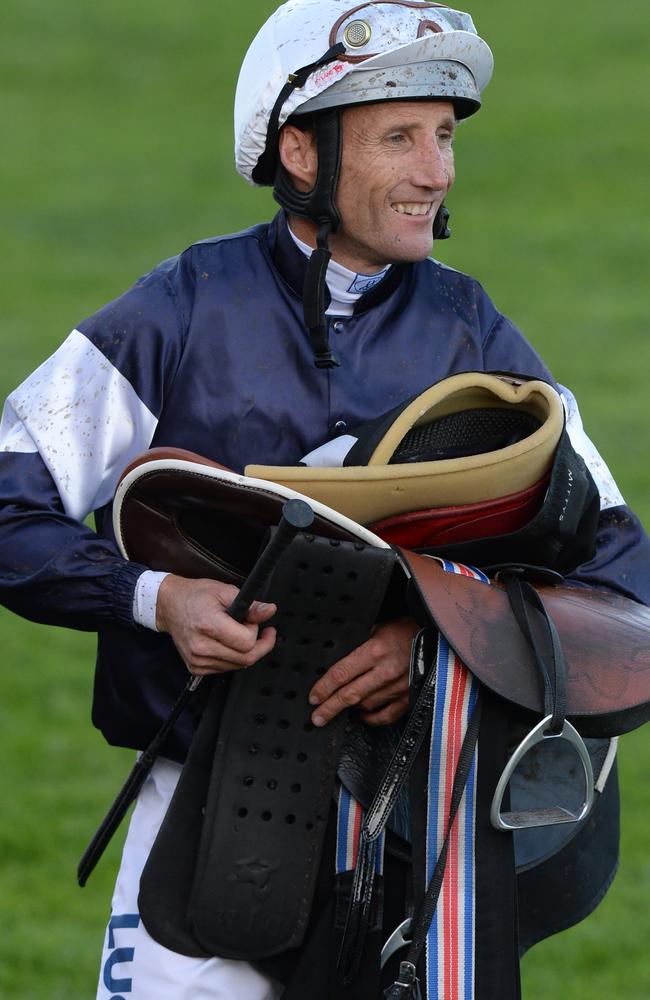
401 550 650 737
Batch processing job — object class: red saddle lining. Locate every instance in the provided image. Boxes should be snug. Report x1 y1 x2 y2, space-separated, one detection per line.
368 478 548 547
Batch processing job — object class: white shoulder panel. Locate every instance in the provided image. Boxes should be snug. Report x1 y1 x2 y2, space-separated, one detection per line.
560 385 625 510
0 329 158 521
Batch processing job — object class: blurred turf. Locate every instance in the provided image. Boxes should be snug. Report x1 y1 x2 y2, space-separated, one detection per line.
0 1 648 996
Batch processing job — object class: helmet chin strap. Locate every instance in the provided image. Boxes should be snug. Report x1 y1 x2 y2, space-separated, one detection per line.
433 205 451 240
302 220 339 369
274 108 452 370
274 109 343 369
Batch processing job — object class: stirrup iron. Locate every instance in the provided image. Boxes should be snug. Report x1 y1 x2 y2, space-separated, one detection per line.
491 714 595 831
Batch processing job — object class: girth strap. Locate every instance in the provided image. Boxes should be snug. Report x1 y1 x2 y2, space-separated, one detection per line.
389 694 482 999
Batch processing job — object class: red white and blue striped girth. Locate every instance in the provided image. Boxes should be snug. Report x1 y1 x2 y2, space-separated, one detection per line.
336 558 489 999
425 560 488 999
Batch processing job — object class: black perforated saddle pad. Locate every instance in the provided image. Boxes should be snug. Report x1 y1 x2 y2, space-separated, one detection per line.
138 532 396 960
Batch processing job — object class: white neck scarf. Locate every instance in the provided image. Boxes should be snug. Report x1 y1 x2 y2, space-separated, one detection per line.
288 225 389 317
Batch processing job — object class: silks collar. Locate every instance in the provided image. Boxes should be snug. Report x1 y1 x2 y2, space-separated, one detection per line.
267 211 408 317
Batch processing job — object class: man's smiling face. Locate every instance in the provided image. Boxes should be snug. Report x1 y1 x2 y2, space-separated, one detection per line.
329 100 456 273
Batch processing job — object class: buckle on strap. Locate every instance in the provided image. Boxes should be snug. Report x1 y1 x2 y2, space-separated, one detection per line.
383 960 422 1000
490 714 595 831
381 917 413 970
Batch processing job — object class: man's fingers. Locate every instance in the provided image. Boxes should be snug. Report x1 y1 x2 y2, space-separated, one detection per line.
308 645 373 706
203 611 268 653
310 665 399 726
187 626 277 674
308 657 404 714
357 678 408 712
360 695 410 727
244 600 277 625
311 671 409 726
156 576 279 675
308 619 417 727
197 600 277 660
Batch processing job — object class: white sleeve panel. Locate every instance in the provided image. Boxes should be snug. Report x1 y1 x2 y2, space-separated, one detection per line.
0 329 158 521
559 385 625 511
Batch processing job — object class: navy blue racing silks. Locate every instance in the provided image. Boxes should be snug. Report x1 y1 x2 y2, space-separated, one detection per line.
1 212 649 760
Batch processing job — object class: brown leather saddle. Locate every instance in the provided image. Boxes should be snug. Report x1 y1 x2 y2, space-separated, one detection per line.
114 447 650 742
103 446 650 965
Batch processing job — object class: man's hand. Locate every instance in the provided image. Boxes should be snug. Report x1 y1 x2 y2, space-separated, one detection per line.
155 574 277 676
308 618 418 728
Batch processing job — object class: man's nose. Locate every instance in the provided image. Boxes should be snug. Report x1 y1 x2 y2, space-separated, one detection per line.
413 140 451 191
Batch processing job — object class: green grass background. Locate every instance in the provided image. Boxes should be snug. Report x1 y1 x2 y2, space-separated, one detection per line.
0 1 648 996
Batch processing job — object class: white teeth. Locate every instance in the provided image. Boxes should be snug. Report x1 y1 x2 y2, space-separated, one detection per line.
393 202 433 216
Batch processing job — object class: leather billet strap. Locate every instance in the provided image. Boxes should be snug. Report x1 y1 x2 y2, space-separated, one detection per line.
138 531 396 961
488 572 595 832
338 628 441 985
500 573 567 734
399 550 650 738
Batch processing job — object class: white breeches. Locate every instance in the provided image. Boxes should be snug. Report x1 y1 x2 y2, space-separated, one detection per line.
96 758 284 1000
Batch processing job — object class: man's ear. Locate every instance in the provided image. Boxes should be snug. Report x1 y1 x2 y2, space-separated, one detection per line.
278 123 318 193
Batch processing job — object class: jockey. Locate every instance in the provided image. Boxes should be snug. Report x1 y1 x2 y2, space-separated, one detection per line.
1 2 649 998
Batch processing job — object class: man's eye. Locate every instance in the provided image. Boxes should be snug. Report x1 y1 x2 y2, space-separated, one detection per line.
387 133 406 145
438 131 454 146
